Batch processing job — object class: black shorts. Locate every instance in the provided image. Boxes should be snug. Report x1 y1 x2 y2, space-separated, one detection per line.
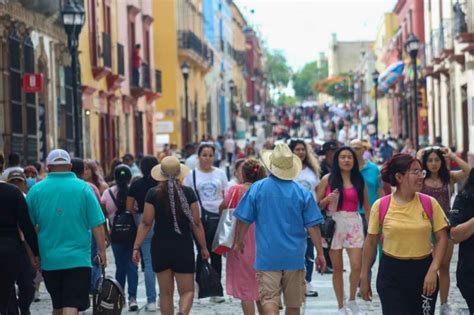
151 238 195 274
42 267 91 311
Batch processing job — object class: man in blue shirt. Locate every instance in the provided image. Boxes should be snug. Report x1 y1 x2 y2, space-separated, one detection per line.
27 149 106 315
233 143 326 315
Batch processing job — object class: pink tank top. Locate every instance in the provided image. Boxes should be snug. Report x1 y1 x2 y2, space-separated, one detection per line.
325 186 359 212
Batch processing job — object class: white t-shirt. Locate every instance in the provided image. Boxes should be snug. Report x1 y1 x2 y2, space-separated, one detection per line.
183 167 228 214
224 138 236 154
295 166 320 201
185 154 198 170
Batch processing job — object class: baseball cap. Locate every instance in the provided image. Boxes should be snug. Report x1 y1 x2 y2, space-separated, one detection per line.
7 170 26 182
46 149 71 166
317 141 339 156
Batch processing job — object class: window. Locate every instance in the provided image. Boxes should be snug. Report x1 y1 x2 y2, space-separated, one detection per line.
89 0 98 67
9 28 22 135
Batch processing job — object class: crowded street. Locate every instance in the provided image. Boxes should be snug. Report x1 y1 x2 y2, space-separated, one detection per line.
2 0 474 315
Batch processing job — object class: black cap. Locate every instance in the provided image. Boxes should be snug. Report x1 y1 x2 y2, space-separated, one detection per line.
7 170 26 182
317 141 339 156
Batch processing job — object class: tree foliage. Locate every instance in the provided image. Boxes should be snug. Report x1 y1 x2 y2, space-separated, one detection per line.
265 49 291 87
293 59 328 100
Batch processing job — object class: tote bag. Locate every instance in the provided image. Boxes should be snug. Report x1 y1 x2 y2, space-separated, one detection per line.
211 186 241 255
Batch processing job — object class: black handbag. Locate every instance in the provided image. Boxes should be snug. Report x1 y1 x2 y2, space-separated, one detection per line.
320 212 336 245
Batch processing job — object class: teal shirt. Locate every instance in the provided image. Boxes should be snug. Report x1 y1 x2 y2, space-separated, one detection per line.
359 161 383 214
27 172 105 271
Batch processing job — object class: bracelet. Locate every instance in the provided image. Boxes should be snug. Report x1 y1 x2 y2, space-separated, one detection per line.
133 248 140 251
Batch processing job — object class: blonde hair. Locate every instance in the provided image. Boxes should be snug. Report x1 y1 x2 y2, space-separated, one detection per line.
305 142 321 177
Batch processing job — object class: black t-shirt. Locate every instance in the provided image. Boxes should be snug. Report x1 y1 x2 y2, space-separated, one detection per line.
145 185 197 241
0 182 39 256
450 190 474 271
128 177 158 213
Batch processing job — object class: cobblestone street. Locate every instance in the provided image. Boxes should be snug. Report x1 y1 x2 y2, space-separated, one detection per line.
30 247 471 314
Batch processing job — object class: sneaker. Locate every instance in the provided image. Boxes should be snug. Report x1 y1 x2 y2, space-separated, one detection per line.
305 282 319 297
145 302 156 312
347 300 362 314
210 296 225 303
337 307 349 315
440 304 454 315
129 298 138 311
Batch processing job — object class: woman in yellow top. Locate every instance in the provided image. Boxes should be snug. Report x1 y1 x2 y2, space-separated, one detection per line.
360 153 448 315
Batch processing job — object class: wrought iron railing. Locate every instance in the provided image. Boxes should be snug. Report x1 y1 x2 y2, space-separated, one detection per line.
142 62 151 90
178 30 214 66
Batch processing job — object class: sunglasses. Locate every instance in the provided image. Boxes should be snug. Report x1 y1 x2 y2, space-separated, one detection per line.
423 146 443 152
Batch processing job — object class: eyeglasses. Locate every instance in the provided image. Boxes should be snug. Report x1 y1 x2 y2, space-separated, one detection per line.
406 169 427 178
423 146 443 152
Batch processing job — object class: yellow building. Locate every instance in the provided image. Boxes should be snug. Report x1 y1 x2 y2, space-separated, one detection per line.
230 2 248 118
80 0 158 169
153 0 181 148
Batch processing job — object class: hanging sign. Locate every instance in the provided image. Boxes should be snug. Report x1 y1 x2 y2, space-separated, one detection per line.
22 73 43 93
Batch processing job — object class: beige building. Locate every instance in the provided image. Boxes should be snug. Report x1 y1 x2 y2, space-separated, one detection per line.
328 33 373 76
424 0 474 163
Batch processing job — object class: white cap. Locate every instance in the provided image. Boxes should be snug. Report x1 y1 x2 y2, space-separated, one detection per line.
46 149 71 166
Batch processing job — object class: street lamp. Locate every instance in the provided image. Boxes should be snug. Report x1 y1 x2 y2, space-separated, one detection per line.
181 62 190 144
372 70 379 138
229 79 235 132
62 0 85 157
405 33 420 150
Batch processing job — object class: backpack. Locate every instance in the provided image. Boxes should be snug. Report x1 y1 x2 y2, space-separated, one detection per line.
108 189 137 244
93 264 125 315
378 192 433 237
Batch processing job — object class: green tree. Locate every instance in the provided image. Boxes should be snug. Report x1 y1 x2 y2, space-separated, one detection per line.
277 94 297 107
293 59 328 100
265 49 291 87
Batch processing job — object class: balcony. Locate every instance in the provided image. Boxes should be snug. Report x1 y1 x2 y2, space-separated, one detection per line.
145 69 163 103
454 0 472 42
106 43 125 91
92 32 112 80
178 30 214 70
226 42 247 66
131 62 156 100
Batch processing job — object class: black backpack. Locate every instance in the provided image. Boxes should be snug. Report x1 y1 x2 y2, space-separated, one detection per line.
93 263 125 315
108 189 137 244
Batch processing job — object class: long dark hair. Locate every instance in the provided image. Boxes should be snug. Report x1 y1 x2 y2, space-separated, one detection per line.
329 147 365 208
140 155 159 185
114 164 132 212
460 168 474 199
422 149 450 185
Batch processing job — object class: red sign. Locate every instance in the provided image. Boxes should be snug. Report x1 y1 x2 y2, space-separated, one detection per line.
22 73 43 93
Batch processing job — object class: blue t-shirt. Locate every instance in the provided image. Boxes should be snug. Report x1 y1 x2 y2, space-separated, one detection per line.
359 161 383 214
27 172 105 271
234 175 324 271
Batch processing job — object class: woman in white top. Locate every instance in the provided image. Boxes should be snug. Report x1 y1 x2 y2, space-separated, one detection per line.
183 143 228 303
289 139 321 297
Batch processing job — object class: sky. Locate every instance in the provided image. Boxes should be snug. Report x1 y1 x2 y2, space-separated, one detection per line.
234 0 398 71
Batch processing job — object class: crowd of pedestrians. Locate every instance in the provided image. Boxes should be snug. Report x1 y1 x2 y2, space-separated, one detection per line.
1 120 474 315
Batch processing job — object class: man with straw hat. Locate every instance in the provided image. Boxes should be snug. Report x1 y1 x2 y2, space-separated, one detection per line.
233 143 326 315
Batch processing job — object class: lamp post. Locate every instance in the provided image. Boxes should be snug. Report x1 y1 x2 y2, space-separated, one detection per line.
181 62 190 144
405 33 420 150
372 70 379 138
62 0 85 157
229 79 235 132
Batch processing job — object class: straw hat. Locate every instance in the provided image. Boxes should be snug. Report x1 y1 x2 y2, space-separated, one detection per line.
151 156 190 181
260 143 302 180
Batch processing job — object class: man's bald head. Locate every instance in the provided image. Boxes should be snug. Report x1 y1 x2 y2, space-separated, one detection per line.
350 139 364 160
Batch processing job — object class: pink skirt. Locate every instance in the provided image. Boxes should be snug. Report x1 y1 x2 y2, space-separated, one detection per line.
226 224 259 301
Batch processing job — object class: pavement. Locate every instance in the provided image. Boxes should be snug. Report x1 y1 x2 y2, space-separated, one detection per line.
30 246 471 315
